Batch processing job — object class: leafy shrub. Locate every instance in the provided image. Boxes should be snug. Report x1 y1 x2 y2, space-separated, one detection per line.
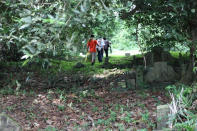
0 87 15 95
166 84 193 107
166 84 197 129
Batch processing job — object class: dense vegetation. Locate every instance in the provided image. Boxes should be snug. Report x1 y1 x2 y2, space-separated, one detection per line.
1 0 196 61
0 0 197 130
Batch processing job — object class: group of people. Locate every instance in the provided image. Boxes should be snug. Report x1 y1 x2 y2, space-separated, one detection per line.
87 35 111 65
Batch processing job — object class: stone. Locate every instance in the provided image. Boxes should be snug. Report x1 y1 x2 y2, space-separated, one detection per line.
179 53 185 65
125 53 130 56
152 46 164 62
126 79 136 89
0 113 21 131
145 47 173 63
144 62 178 83
152 47 171 62
118 80 126 88
180 64 187 76
104 57 109 64
132 57 144 66
195 123 197 130
161 51 173 62
157 105 170 130
136 66 144 88
110 82 114 87
111 80 128 92
191 99 197 110
180 63 193 84
145 52 154 66
124 70 136 79
74 62 85 68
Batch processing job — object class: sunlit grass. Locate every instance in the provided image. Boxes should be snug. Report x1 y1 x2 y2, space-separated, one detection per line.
0 51 189 77
170 51 189 59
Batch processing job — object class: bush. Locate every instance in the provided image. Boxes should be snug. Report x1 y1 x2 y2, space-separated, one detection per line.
166 84 197 130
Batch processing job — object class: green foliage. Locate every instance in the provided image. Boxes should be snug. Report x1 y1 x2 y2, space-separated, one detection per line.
0 87 15 95
39 126 59 131
120 111 133 123
166 84 193 107
0 0 116 67
175 118 197 131
140 111 155 128
119 0 197 53
57 105 65 111
1 0 196 70
166 84 197 129
111 19 138 50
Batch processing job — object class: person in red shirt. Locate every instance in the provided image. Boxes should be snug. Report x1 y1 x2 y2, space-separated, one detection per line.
87 35 98 65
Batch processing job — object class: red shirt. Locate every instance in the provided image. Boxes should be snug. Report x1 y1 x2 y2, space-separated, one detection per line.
87 39 98 53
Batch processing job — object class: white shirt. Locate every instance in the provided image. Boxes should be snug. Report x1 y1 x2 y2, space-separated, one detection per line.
96 38 105 50
100 39 105 48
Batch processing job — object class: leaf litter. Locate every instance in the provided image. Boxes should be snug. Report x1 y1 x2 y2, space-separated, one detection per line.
0 68 170 130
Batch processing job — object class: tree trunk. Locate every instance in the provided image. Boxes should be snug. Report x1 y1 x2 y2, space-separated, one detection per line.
180 27 197 84
136 22 147 69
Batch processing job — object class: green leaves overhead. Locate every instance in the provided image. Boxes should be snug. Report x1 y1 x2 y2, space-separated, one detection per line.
118 0 197 52
0 0 117 63
2 0 196 65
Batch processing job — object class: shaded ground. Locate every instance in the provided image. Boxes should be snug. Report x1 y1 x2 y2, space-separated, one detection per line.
0 87 169 130
0 68 170 131
0 55 176 130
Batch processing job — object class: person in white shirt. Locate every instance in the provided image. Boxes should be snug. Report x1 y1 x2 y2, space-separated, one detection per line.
96 38 105 62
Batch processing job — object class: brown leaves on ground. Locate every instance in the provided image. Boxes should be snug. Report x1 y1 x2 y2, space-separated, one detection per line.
0 86 169 130
0 69 170 130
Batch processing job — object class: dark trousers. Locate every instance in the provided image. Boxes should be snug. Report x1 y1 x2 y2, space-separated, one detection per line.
104 48 109 57
97 49 103 62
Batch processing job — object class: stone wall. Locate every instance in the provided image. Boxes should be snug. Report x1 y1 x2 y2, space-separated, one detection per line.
144 62 178 83
0 113 21 131
156 105 170 130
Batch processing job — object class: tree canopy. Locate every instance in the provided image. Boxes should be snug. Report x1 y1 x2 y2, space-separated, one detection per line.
0 0 197 64
119 0 197 50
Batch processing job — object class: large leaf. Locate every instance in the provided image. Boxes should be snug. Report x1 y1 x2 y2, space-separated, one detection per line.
21 16 32 24
26 45 36 54
22 59 30 66
19 24 30 30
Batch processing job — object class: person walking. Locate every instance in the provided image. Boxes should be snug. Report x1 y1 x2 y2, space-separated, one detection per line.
103 37 111 58
100 38 105 59
87 35 98 65
96 38 105 62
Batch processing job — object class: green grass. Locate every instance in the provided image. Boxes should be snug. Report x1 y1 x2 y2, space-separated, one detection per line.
0 51 189 77
170 51 189 59
46 55 134 75
109 56 133 64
